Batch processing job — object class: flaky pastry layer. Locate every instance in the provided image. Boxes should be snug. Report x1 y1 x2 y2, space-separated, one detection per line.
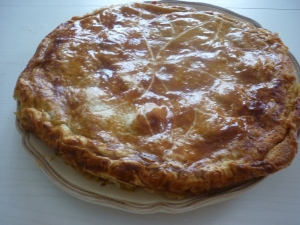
14 2 300 197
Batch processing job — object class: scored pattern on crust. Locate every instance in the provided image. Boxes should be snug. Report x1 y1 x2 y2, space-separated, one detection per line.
14 2 300 196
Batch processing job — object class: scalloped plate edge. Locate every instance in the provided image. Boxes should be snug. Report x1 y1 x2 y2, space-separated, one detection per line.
15 1 299 214
16 111 265 214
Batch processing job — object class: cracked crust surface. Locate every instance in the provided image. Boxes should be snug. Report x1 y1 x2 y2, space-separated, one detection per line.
14 2 300 197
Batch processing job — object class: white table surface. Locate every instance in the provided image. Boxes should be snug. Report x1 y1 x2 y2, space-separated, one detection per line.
1 0 300 224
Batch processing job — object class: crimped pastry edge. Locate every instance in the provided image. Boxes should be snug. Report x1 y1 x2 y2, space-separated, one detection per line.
14 2 300 197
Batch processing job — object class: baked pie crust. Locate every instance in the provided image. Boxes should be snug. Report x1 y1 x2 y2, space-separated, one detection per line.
14 2 300 197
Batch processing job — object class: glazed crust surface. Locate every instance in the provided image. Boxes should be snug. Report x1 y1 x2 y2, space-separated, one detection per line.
14 2 300 196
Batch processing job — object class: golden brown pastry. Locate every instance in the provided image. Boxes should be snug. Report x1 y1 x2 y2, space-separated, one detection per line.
14 2 300 197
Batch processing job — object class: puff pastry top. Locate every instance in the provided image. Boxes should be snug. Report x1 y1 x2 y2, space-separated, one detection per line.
14 2 300 196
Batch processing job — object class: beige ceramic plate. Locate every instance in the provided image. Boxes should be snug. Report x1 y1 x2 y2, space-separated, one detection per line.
16 0 300 214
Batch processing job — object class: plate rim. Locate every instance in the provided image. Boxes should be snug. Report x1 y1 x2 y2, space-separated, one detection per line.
17 118 264 214
15 0 300 214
